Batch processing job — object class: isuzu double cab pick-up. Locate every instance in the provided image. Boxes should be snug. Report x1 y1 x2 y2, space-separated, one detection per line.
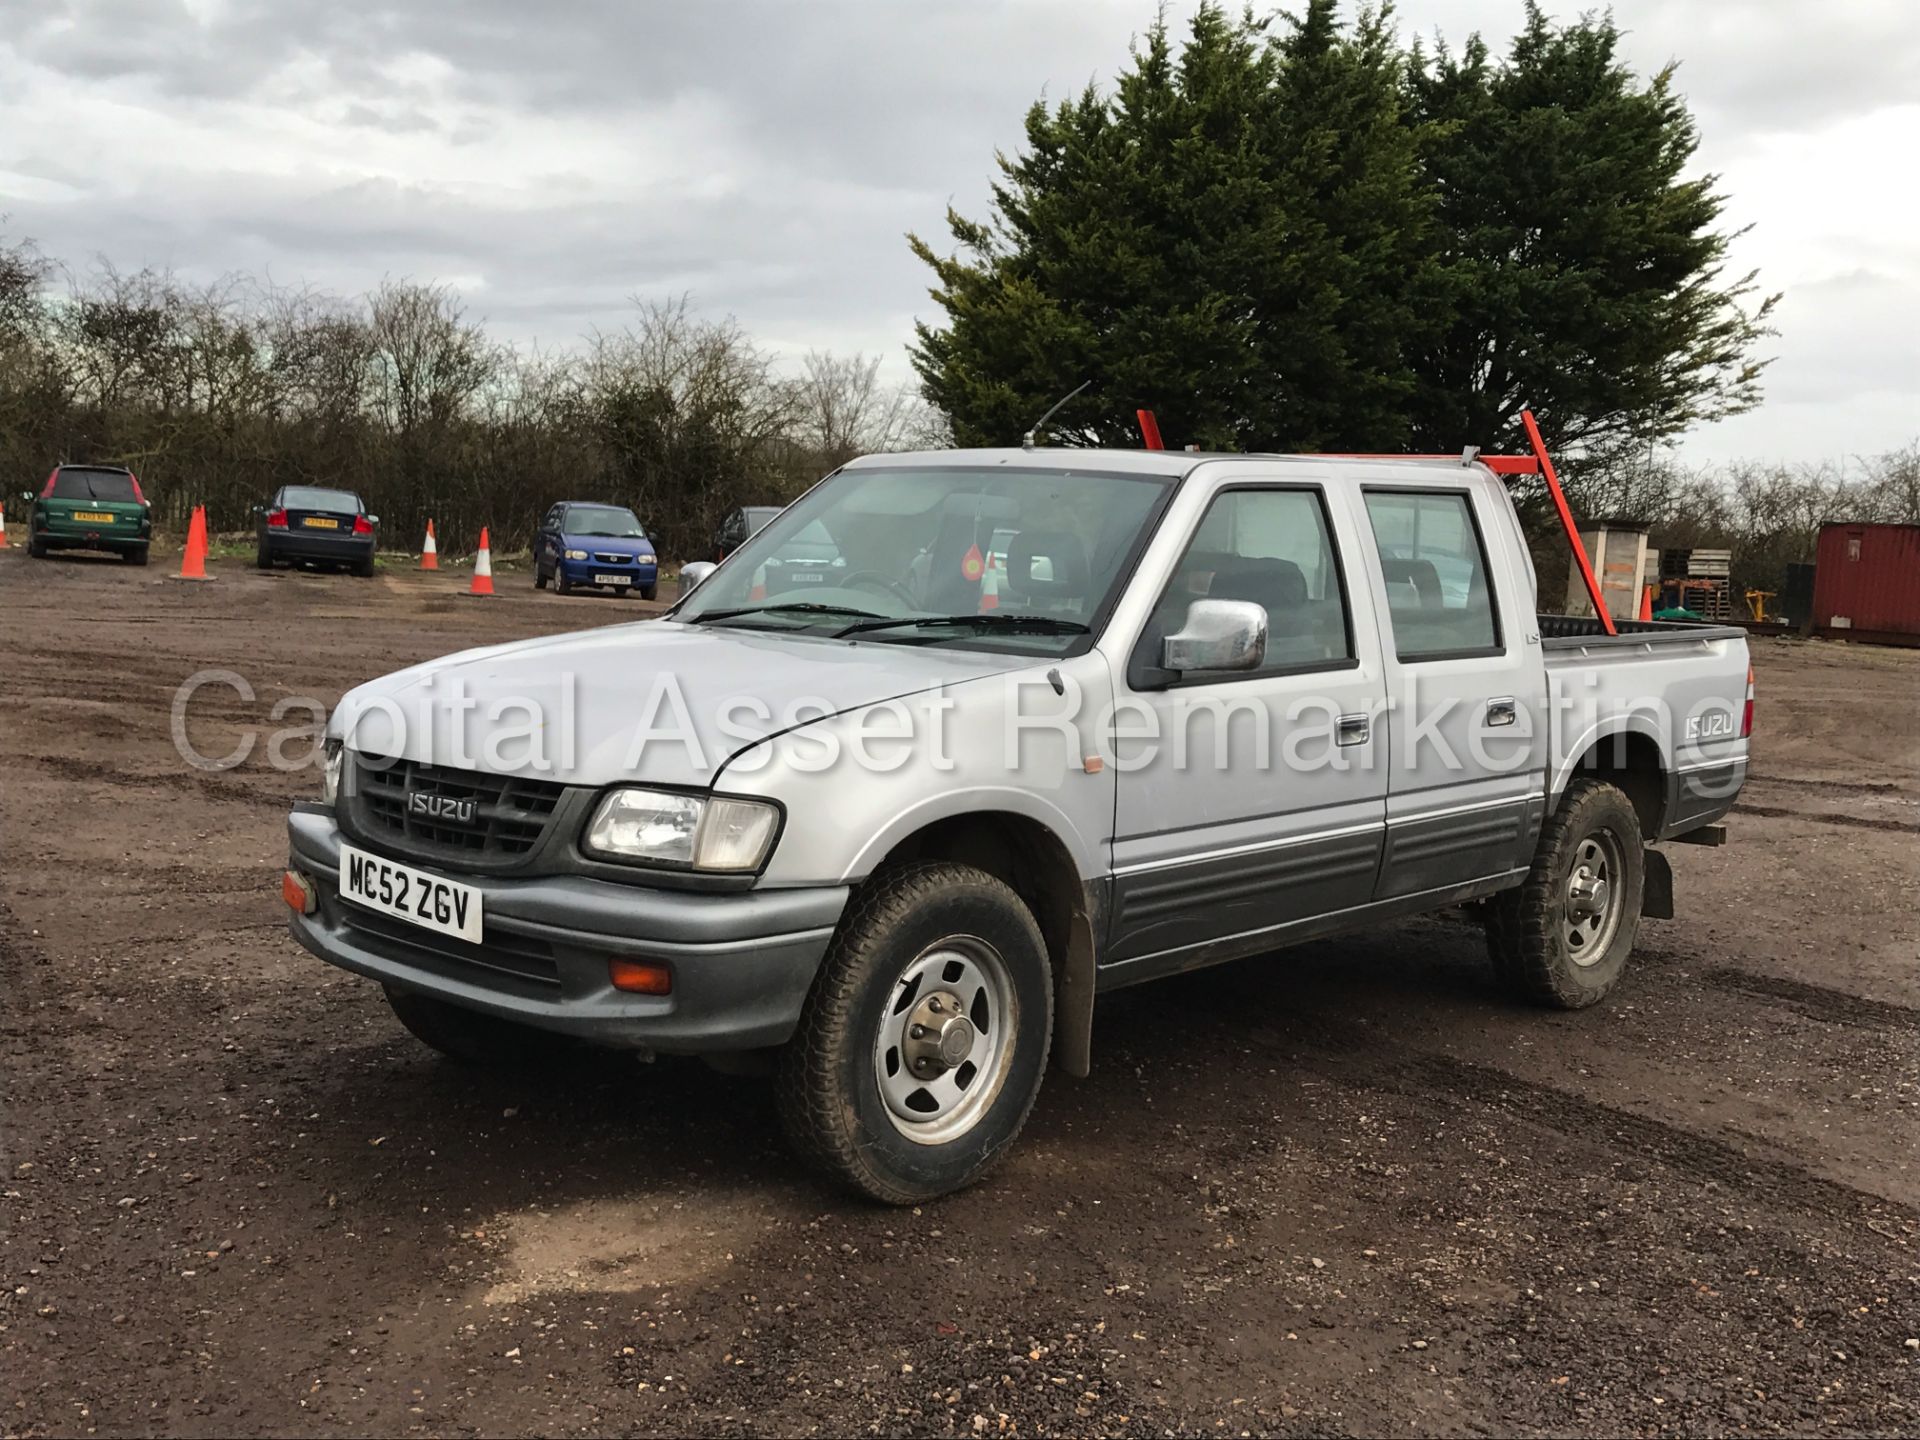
285 448 1752 1202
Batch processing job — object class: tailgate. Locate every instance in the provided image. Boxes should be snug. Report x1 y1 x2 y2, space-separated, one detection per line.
43 498 145 532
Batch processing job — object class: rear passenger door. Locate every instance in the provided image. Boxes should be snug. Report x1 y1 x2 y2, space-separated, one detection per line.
1104 475 1389 978
1351 482 1548 899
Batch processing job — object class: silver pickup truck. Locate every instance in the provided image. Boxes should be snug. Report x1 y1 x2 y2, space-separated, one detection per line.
285 448 1751 1202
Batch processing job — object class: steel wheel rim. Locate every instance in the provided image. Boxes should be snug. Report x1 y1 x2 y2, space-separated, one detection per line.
1564 827 1626 966
872 935 1017 1145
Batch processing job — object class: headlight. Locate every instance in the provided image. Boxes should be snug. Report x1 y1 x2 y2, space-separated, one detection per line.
583 788 780 872
564 548 588 561
636 551 656 564
320 739 343 806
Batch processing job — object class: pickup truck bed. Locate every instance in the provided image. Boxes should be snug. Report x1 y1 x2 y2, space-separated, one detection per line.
1538 613 1751 843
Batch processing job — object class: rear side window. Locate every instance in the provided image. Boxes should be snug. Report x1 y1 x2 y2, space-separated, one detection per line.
1362 490 1501 659
50 468 138 502
284 487 361 512
1144 486 1354 677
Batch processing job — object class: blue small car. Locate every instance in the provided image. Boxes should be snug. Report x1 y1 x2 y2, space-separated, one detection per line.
533 501 659 599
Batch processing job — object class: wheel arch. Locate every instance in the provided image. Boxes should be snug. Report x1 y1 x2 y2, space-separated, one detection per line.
862 809 1098 1079
1555 722 1670 841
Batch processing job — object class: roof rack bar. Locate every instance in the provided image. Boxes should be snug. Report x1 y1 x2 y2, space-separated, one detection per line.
1321 451 1540 475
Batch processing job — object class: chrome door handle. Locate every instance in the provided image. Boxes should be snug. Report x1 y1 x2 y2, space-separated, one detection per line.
1335 714 1370 746
1486 698 1517 727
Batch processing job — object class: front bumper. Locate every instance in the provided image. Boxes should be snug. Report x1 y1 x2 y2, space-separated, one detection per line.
286 808 846 1052
559 557 658 589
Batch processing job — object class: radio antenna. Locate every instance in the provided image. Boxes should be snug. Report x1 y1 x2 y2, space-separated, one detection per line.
1022 381 1090 450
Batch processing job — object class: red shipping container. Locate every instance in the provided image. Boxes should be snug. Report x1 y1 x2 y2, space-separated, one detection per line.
1813 522 1920 644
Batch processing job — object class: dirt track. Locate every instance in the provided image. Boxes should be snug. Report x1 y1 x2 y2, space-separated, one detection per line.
3 545 1917 1438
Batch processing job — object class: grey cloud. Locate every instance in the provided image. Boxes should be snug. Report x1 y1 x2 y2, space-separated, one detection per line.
2 0 1915 461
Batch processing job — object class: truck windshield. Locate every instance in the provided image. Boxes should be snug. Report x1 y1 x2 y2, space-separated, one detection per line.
678 465 1169 654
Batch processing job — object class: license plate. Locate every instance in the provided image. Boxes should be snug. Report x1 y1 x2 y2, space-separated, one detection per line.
594 573 632 585
74 511 115 523
788 571 825 583
338 843 482 943
303 517 339 529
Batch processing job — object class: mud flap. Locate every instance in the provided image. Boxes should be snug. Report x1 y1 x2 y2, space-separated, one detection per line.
1641 847 1674 919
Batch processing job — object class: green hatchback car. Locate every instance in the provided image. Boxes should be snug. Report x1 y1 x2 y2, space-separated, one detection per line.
21 465 153 565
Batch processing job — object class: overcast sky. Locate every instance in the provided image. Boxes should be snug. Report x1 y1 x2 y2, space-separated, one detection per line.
1 0 1915 464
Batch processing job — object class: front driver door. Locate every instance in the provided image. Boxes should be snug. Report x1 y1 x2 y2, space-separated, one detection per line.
1104 473 1390 982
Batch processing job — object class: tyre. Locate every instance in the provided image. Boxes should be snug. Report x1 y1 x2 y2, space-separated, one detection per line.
256 542 272 570
1486 778 1645 1008
125 546 149 566
554 568 572 595
534 565 548 590
777 862 1053 1204
639 582 658 601
355 555 376 577
384 986 572 1066
28 532 46 558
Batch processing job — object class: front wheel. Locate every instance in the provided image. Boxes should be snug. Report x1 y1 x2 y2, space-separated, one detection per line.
1486 778 1645 1008
639 582 658 601
554 568 572 595
777 862 1053 1204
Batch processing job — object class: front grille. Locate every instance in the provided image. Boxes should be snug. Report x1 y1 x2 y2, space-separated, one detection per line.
351 754 565 860
591 552 632 565
336 900 561 992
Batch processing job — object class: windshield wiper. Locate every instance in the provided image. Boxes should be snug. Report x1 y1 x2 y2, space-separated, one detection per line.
835 613 1091 639
690 601 889 626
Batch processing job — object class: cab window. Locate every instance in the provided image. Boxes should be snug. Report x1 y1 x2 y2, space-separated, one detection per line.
1140 486 1354 679
1361 490 1501 659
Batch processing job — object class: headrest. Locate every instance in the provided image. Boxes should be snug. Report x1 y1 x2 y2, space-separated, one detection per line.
1006 529 1090 599
1209 557 1307 612
1382 557 1442 608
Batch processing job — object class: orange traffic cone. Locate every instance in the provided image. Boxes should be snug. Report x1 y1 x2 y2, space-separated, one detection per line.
978 556 1001 612
420 519 438 570
1639 585 1654 622
174 505 212 581
466 527 494 596
0 500 9 549
748 564 766 602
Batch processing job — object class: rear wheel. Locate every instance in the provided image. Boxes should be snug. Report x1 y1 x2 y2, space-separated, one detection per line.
354 555 375 577
255 542 272 570
534 564 548 590
384 986 573 1066
125 546 149 566
1486 778 1645 1008
777 862 1052 1204
28 532 46 558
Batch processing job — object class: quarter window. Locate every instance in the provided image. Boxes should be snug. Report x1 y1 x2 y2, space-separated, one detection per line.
1144 487 1353 676
1362 490 1500 659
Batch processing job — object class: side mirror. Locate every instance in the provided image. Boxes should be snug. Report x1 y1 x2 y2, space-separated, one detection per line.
678 560 717 596
20 492 35 506
366 514 380 526
1163 598 1267 674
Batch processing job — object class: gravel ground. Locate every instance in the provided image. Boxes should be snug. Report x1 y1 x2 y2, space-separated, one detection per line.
2 545 1916 1437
